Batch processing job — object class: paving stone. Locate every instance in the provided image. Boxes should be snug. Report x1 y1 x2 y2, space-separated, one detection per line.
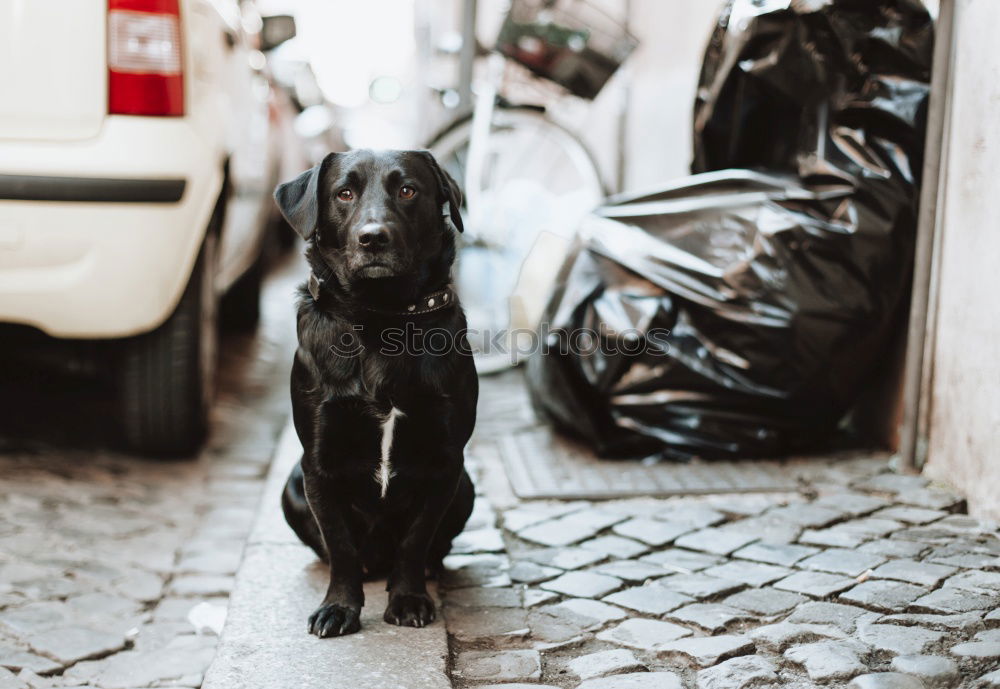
893 527 970 545
441 553 511 589
575 507 632 531
848 672 927 689
611 519 692 547
894 488 964 511
926 551 997 569
675 528 758 556
750 622 847 652
540 571 622 599
841 580 929 612
722 516 802 545
444 606 530 642
454 650 541 683
502 507 557 532
870 560 957 588
640 549 724 574
976 669 1000 687
860 539 928 559
732 541 820 567
0 647 61 675
701 561 791 587
787 602 874 632
723 588 806 616
80 636 216 689
475 685 559 689
784 639 869 682
986 608 1000 627
444 586 522 608
801 519 904 548
879 612 985 633
23 627 125 665
658 634 754 668
656 573 745 599
527 608 590 647
596 619 692 652
814 493 891 517
943 570 1000 594
858 624 945 657
800 548 887 577
853 473 929 494
910 587 998 614
176 548 243 576
546 598 628 628
602 585 694 616
0 667 26 689
696 655 779 689
774 571 856 599
872 507 949 525
567 649 645 681
518 518 604 547
668 604 756 633
656 506 726 529
520 547 605 571
976 629 1000 643
577 672 683 689
507 561 561 585
763 503 846 528
167 575 234 597
890 655 959 688
935 515 997 535
589 560 669 584
0 603 69 637
950 641 1000 661
452 528 505 554
579 535 649 560
523 588 559 608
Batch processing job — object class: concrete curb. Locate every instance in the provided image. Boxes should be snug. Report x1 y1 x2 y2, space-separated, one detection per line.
202 421 451 689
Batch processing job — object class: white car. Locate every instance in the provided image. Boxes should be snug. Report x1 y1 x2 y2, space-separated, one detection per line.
0 0 293 456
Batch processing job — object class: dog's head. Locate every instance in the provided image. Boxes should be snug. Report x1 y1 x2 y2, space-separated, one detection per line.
274 149 463 295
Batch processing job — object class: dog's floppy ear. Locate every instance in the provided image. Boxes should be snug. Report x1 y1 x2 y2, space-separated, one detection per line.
273 153 339 239
416 150 464 234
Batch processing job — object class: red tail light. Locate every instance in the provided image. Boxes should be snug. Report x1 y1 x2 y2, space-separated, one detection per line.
108 0 184 116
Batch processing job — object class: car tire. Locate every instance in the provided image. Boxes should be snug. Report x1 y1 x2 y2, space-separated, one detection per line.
118 233 219 458
221 246 263 331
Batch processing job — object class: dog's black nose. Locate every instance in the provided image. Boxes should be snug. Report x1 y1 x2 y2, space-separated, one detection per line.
357 225 391 249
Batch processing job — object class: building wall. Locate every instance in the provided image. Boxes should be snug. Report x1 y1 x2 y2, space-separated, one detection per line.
923 0 1000 520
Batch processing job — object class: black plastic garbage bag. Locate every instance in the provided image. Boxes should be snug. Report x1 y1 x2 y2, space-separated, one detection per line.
526 0 934 459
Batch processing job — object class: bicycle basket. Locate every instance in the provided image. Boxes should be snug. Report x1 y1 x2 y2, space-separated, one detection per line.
496 0 638 100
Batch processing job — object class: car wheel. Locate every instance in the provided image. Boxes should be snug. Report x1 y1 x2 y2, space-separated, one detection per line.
118 233 218 458
221 246 263 331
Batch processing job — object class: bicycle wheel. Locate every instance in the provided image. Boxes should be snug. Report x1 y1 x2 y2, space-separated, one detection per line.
427 106 605 371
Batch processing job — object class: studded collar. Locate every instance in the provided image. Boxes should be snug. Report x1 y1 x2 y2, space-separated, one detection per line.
307 271 457 318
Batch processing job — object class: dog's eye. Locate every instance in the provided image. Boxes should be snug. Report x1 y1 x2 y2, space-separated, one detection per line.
399 185 416 200
337 189 354 201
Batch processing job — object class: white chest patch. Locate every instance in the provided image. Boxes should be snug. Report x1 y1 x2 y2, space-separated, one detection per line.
375 407 403 498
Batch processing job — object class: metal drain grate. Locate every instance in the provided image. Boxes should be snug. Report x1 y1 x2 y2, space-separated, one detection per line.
499 427 816 500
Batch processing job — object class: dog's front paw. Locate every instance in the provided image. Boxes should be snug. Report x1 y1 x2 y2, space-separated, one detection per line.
308 603 361 638
383 593 436 627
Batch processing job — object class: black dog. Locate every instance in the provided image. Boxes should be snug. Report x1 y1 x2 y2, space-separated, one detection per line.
274 149 477 637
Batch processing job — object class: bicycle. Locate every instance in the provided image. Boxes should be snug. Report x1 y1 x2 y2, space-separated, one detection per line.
426 0 637 372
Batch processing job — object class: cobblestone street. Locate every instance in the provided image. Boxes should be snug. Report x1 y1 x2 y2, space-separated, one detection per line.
2 263 999 689
443 374 1000 689
0 255 300 689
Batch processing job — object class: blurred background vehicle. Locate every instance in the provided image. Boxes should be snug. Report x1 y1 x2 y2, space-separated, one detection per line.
0 0 300 457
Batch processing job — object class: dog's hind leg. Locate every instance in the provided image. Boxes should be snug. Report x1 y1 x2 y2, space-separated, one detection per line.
281 460 327 562
428 468 475 571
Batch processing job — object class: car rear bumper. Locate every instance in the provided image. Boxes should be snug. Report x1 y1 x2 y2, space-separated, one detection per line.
0 175 186 203
0 118 222 339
